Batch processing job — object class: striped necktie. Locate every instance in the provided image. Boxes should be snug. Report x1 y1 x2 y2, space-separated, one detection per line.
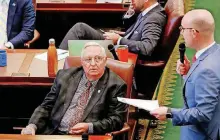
69 81 92 128
0 0 9 47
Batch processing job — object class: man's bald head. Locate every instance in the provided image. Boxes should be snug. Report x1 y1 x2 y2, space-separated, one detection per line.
183 9 215 35
181 9 215 50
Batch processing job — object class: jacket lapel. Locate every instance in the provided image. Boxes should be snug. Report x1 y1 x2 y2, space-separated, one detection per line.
7 0 17 37
125 16 145 39
61 69 83 115
82 68 109 121
183 43 219 87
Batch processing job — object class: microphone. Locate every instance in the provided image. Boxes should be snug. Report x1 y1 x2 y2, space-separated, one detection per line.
179 43 186 64
108 44 119 60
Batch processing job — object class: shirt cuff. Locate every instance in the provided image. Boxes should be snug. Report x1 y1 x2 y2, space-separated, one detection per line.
117 37 122 45
88 123 93 134
5 42 14 49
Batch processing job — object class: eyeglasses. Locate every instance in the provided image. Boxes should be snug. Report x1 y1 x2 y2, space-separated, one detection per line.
83 56 104 64
179 26 199 33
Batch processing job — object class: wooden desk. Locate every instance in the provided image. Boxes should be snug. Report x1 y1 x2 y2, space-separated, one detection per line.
0 49 137 86
36 0 129 12
0 134 112 140
0 49 64 86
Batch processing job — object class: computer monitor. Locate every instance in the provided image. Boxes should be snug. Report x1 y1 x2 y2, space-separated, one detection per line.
68 40 114 58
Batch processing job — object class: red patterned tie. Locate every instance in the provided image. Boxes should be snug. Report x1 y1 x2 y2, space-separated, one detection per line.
192 55 197 63
69 82 92 127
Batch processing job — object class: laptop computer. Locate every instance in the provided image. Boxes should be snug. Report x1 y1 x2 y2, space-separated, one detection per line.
68 40 114 58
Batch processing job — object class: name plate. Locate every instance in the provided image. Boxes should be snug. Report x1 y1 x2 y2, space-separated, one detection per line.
49 0 65 2
11 73 30 77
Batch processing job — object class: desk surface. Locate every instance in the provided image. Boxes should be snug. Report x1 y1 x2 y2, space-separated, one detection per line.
36 0 129 12
0 50 63 86
0 134 112 140
0 49 137 86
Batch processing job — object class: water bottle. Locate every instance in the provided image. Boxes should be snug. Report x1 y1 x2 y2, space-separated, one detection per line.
47 38 58 77
0 50 7 67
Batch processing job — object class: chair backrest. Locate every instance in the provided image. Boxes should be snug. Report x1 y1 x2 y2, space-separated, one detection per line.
63 56 134 99
160 0 184 61
68 40 114 59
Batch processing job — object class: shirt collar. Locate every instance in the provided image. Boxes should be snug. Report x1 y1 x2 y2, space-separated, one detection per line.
141 2 159 17
195 41 216 59
82 73 99 87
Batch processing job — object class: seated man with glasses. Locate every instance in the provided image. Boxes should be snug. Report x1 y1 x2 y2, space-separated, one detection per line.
21 42 127 135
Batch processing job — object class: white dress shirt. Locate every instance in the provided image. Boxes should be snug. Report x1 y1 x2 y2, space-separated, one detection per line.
0 0 14 49
195 41 216 59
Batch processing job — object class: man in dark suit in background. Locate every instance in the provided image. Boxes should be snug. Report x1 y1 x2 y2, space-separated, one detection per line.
0 0 35 49
59 0 167 59
21 42 127 135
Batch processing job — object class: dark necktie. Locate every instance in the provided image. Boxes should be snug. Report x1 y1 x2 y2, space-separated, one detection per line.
69 81 92 128
124 13 143 39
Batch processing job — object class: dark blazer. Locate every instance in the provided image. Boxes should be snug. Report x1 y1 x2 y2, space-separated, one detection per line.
171 43 220 140
120 5 167 59
28 67 127 134
7 0 35 48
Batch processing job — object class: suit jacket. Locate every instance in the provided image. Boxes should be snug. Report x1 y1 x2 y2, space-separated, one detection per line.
120 5 167 59
171 43 220 140
7 0 35 48
28 67 127 134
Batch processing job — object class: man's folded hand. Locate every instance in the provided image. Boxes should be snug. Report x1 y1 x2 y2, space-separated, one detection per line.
21 124 37 135
69 123 89 135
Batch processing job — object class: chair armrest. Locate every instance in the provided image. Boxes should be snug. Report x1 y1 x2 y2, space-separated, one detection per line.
105 123 130 136
137 60 165 67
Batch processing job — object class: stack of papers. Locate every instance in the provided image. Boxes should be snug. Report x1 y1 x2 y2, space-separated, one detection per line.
117 97 159 111
35 49 69 61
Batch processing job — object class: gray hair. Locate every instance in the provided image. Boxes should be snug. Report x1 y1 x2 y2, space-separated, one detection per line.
81 42 106 58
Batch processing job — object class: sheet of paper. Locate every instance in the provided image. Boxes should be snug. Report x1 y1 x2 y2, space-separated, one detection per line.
35 49 69 61
97 0 122 3
117 97 159 111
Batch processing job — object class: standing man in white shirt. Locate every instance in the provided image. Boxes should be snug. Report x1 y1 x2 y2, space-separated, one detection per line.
150 9 220 140
59 0 167 59
0 0 35 49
